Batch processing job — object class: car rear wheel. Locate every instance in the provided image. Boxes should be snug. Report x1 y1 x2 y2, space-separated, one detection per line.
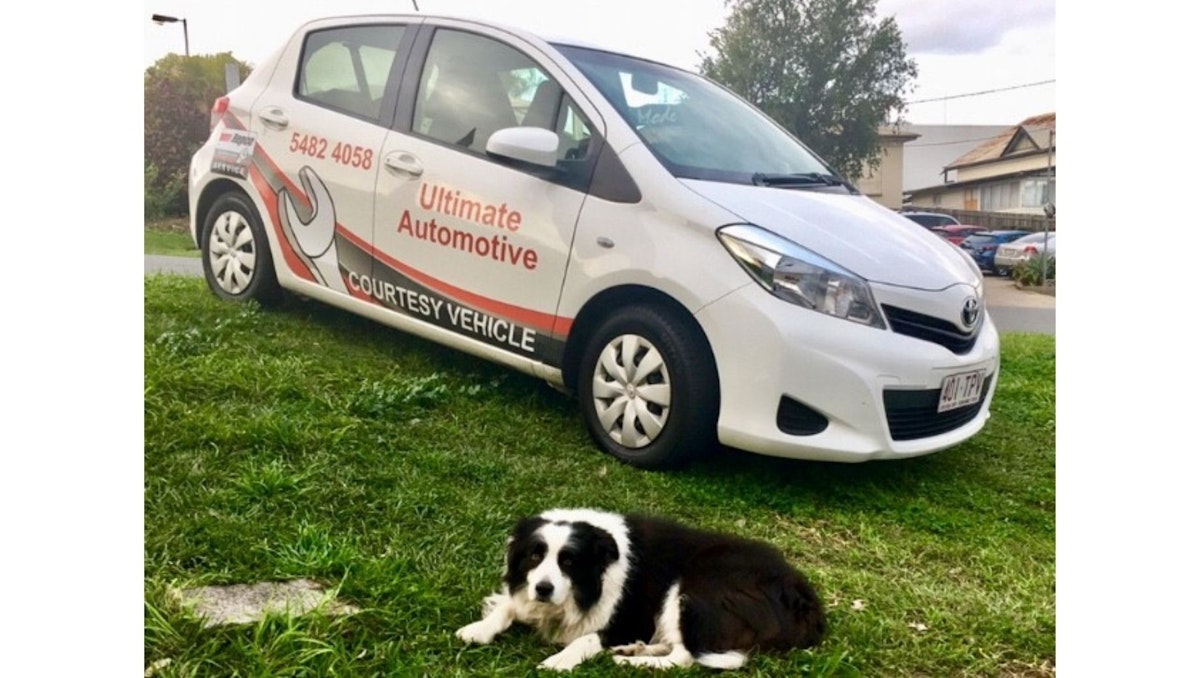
200 192 282 305
578 304 718 470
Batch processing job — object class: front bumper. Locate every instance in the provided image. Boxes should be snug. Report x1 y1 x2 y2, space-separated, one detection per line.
696 284 1000 462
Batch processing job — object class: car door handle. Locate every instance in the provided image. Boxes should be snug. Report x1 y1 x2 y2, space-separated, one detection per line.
259 107 289 129
383 151 423 176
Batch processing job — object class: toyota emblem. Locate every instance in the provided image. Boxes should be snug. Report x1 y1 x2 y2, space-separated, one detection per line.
962 297 980 328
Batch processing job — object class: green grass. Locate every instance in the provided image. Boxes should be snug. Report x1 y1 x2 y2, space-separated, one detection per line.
144 275 1055 677
146 218 199 257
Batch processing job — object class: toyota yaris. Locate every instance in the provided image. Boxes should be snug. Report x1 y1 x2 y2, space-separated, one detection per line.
189 14 999 469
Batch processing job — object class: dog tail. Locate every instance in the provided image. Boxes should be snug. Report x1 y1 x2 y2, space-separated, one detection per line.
695 651 747 670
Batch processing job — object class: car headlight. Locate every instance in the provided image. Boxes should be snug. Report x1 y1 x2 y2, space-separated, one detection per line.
717 224 885 329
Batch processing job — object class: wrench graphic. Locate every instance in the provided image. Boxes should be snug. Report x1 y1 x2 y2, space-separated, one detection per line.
277 166 347 293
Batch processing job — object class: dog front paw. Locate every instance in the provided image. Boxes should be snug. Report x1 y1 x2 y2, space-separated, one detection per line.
455 620 497 645
609 641 647 656
538 649 583 672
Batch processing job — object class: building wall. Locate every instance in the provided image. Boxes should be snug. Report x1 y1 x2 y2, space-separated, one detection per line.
859 136 911 209
911 185 971 210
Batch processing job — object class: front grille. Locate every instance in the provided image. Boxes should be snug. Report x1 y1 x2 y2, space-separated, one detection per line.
883 304 979 354
883 375 992 441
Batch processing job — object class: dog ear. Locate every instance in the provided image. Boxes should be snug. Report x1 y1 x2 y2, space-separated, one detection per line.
511 516 546 542
590 526 619 567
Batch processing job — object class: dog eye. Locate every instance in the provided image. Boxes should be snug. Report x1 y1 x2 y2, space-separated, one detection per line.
529 552 542 564
560 554 573 567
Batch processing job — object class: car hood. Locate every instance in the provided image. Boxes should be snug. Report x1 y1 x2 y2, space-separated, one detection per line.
682 180 979 290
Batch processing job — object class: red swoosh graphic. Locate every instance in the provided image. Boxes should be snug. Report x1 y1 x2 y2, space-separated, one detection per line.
221 111 574 338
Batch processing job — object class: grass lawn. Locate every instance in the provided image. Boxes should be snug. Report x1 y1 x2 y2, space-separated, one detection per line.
146 218 199 257
144 275 1055 677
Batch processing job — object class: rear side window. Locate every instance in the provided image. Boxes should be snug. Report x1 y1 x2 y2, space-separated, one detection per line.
906 214 956 228
297 25 407 122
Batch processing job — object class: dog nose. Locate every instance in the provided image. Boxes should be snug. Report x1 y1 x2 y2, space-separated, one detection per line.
534 581 554 600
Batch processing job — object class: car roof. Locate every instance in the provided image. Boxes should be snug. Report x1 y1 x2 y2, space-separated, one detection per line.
298 13 651 64
1011 232 1056 243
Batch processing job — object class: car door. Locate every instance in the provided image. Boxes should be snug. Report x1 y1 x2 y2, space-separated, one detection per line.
249 22 415 295
367 24 603 367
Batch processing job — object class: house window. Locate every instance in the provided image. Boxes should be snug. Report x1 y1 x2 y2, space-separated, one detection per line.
981 181 1019 211
1020 178 1054 207
981 177 1055 211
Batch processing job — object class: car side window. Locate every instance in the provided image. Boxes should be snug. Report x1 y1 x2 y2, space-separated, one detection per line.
413 29 594 162
297 25 407 123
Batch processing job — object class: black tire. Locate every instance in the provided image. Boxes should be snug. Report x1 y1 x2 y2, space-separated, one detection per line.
200 192 282 305
577 304 719 470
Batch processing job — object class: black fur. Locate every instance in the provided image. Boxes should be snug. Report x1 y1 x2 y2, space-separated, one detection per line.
503 516 548 595
605 514 825 654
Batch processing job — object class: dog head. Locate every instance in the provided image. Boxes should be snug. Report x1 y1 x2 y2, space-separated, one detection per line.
504 515 620 612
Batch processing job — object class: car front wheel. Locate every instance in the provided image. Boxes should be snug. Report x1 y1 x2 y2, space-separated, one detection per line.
200 192 282 305
578 305 718 470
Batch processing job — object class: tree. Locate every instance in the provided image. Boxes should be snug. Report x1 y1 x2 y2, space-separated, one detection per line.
144 53 252 217
700 0 917 182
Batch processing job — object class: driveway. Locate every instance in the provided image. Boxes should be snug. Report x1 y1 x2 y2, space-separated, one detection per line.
144 255 1054 335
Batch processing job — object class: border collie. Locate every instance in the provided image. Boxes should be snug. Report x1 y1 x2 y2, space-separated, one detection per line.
455 508 826 671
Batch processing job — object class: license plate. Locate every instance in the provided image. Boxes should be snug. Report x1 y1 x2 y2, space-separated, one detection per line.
938 369 986 413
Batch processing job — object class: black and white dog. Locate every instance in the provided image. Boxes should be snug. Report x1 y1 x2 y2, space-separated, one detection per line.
455 508 826 671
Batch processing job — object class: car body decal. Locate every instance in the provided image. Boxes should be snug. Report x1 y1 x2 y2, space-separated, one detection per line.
213 111 571 366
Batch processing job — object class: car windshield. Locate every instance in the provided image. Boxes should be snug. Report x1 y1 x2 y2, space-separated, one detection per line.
555 45 831 184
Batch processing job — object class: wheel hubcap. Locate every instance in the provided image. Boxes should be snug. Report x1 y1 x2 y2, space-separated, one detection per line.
591 334 671 449
208 210 257 295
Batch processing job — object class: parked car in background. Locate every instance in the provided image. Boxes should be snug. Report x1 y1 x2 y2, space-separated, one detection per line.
960 230 1031 273
993 232 1056 277
900 210 960 229
930 225 988 246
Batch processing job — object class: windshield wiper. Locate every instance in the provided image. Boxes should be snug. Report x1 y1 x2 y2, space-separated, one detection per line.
752 172 850 188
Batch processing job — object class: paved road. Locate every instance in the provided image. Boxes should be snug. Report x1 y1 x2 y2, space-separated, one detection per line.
145 255 1054 335
146 254 203 276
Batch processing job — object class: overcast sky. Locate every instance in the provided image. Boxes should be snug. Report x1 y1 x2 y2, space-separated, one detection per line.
142 0 1055 127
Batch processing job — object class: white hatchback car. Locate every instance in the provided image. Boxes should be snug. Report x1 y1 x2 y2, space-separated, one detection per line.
189 14 999 469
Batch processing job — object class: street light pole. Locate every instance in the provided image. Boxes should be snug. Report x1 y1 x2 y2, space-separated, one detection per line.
151 14 189 57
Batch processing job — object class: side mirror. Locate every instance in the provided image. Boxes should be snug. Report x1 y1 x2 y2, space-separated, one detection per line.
486 127 559 168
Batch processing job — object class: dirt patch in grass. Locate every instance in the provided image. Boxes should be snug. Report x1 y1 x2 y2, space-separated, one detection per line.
174 579 360 627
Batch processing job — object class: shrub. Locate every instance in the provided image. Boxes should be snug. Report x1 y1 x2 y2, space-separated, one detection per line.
145 53 251 218
1013 254 1055 287
144 163 188 219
